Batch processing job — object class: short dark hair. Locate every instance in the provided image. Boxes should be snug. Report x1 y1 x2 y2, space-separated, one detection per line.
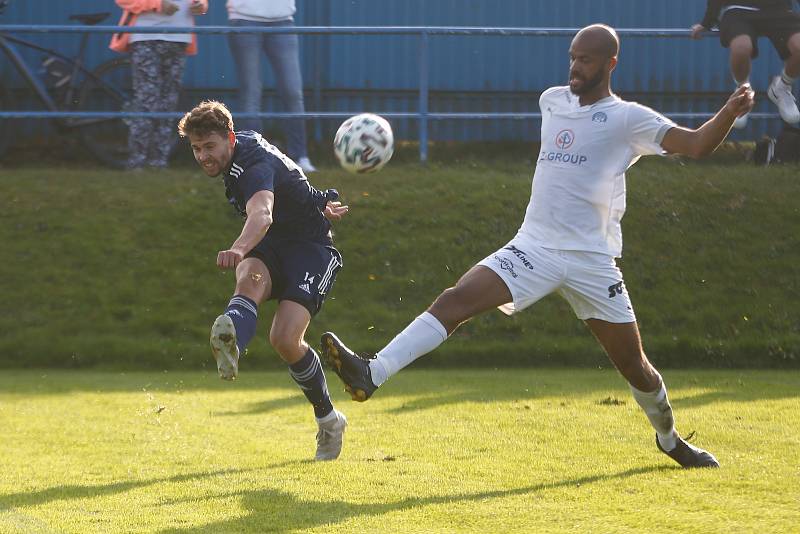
178 100 234 138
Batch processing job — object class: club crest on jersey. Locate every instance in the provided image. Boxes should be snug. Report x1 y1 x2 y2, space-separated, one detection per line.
592 112 607 123
555 129 575 150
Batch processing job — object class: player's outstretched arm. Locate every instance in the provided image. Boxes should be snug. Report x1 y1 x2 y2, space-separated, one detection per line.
217 190 274 270
660 84 755 159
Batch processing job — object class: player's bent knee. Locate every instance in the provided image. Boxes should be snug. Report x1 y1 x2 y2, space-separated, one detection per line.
729 36 753 56
429 288 473 329
788 37 800 56
235 269 270 301
269 330 302 359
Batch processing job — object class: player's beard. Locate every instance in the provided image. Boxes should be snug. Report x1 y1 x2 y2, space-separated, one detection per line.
200 149 232 177
200 158 221 176
569 69 605 95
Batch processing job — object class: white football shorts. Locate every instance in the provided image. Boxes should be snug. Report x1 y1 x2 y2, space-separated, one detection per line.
477 234 637 323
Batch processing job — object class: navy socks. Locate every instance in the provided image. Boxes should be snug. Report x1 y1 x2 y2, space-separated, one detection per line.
289 348 334 419
224 295 258 353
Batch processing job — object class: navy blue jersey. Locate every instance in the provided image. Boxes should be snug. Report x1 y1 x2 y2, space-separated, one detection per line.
223 131 333 244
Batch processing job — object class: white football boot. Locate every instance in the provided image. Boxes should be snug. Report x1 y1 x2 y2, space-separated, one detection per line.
210 314 239 380
315 410 347 461
768 76 800 124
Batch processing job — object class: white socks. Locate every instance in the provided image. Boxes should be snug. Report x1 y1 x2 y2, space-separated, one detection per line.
630 376 677 451
369 312 448 386
780 68 797 87
316 408 339 426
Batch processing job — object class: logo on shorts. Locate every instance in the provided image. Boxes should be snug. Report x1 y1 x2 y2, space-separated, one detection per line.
592 112 607 123
503 245 535 271
494 255 518 278
299 272 316 294
555 129 575 150
608 281 624 299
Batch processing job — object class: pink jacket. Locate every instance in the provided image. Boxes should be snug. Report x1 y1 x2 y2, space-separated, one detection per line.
109 0 207 55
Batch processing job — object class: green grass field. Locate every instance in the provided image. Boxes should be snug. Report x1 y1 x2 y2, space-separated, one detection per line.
1 368 798 533
1 150 799 532
1 151 799 369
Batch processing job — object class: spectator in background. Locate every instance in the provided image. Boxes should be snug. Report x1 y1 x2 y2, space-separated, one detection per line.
692 0 800 128
226 0 316 173
110 0 208 170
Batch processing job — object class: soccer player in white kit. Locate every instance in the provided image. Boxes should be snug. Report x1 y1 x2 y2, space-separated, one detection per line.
321 24 754 468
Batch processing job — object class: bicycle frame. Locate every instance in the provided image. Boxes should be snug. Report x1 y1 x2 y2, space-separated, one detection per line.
0 31 126 128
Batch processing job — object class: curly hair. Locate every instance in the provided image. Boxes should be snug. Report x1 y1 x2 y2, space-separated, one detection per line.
178 100 234 138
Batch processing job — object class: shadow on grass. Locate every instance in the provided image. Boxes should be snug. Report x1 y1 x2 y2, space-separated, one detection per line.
2 370 797 413
0 467 265 511
154 464 673 533
212 393 305 417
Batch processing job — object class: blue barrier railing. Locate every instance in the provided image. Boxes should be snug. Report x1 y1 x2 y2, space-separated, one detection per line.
0 25 781 162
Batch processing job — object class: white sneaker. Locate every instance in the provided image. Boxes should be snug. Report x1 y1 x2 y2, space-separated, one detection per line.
315 410 347 461
297 156 317 174
210 314 239 380
768 76 800 124
733 112 749 129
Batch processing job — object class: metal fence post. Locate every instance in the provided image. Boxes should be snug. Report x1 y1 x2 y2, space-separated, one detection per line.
418 30 429 163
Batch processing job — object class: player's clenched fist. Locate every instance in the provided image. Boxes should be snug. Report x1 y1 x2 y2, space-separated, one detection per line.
725 83 756 118
217 249 244 270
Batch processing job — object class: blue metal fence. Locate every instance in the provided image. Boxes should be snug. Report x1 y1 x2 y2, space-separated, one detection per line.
2 0 795 160
1 2 792 94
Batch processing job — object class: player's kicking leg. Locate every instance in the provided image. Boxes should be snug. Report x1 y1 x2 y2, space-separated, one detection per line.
321 264 512 401
587 319 719 468
210 258 271 380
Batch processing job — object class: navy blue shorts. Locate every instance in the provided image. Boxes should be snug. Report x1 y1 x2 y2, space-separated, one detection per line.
245 237 343 317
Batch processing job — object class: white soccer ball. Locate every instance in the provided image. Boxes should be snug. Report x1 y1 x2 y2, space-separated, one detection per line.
333 113 394 173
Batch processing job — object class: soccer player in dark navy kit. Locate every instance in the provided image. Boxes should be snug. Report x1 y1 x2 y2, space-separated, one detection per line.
178 100 349 461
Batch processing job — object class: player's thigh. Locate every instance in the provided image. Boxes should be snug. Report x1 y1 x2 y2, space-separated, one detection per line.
585 319 643 363
234 257 273 304
437 240 563 322
433 264 513 318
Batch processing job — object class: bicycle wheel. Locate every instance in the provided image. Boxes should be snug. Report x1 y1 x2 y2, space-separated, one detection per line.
0 82 15 161
75 57 133 169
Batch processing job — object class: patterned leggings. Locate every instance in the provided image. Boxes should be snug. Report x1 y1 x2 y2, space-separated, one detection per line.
127 40 187 169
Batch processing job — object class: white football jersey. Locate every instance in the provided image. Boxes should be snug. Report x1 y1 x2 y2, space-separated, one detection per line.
519 86 676 257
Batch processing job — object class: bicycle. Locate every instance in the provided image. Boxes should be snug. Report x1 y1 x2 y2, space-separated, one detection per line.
0 6 178 168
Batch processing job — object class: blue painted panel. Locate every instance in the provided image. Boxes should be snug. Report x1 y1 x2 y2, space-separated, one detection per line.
1 0 793 141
